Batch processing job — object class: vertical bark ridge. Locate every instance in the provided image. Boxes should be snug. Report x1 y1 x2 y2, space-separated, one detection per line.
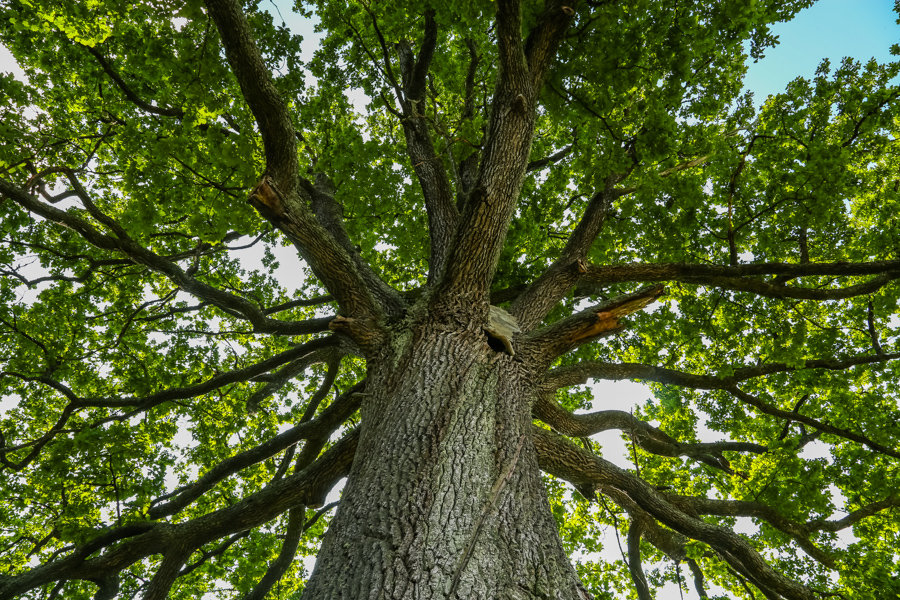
303 325 587 599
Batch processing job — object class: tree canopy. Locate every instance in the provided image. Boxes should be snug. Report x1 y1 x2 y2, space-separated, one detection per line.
1 0 900 598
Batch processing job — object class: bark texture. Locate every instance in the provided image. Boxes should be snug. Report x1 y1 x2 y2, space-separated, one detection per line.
303 319 589 600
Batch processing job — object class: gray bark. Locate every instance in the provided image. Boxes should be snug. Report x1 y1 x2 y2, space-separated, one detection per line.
302 320 589 599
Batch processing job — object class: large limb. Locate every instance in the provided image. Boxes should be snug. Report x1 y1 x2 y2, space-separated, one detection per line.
434 0 576 306
532 426 818 600
544 356 900 459
204 0 394 326
0 178 328 336
664 493 900 570
533 394 766 472
147 381 362 520
389 10 459 281
534 396 865 569
523 284 664 363
0 337 342 472
510 157 710 330
544 352 900 391
580 261 900 301
510 184 618 330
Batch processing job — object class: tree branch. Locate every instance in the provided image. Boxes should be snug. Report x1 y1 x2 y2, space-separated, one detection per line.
510 180 618 330
431 0 537 306
393 10 459 282
0 430 358 600
543 352 900 392
532 426 818 600
579 261 900 301
147 381 361 520
205 0 391 326
241 508 305 600
204 0 297 186
0 177 332 336
523 284 664 362
626 520 653 600
523 0 578 86
533 394 766 471
541 354 900 459
727 385 900 459
81 44 184 118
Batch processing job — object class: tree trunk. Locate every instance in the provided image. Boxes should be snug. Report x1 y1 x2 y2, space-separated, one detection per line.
303 319 590 599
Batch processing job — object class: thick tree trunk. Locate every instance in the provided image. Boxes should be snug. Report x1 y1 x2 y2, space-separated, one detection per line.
303 320 589 599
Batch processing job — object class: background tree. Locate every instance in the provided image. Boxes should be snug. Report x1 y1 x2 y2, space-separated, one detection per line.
1 0 899 598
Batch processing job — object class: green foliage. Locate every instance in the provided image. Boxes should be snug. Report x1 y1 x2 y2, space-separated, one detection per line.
1 0 899 598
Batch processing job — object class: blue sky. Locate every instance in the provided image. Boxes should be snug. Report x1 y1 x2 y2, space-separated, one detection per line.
744 0 900 100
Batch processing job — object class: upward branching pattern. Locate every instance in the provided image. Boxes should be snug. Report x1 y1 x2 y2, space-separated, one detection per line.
0 0 899 599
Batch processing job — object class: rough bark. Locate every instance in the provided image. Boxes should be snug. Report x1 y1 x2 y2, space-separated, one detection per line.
303 318 590 600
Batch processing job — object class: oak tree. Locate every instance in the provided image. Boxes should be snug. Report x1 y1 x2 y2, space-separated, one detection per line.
1 0 899 598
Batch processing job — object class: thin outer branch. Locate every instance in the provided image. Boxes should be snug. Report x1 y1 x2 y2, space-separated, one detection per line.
727 385 900 459
867 301 884 355
525 140 575 172
0 177 330 336
0 337 341 471
0 431 358 600
81 44 184 118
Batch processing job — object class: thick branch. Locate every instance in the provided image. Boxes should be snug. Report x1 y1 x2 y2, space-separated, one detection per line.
581 261 900 301
148 381 361 519
241 508 305 600
544 352 900 392
143 549 190 600
0 338 343 472
532 426 818 600
523 0 578 86
205 0 390 324
309 174 403 314
431 0 539 305
533 394 766 470
542 355 900 459
395 13 458 282
626 521 653 600
204 0 297 186
511 184 616 330
524 284 664 362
